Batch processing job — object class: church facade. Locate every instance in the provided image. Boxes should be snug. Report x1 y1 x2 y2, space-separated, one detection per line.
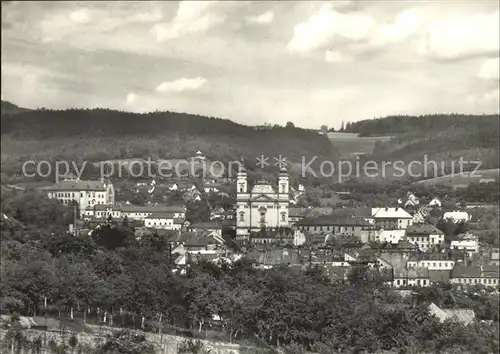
236 166 290 240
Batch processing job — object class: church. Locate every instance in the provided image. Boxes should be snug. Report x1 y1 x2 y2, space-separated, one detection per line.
235 165 290 240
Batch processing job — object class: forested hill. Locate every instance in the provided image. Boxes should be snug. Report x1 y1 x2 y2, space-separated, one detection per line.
344 113 499 137
1 100 30 115
0 103 334 167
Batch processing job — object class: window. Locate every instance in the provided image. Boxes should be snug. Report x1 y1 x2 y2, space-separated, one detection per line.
281 184 286 193
281 212 286 222
260 211 266 223
239 184 244 192
397 280 400 285
239 212 245 222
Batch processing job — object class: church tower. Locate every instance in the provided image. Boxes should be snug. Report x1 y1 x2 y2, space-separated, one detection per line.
278 167 289 197
236 163 248 194
277 167 290 227
236 163 250 239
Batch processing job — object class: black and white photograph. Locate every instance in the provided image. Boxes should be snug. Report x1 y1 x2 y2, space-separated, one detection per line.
1 1 499 353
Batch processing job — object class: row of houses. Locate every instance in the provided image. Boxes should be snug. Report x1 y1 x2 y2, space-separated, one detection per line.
241 242 499 288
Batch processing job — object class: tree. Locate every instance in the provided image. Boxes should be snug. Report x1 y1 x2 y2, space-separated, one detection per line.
286 121 295 129
69 334 78 354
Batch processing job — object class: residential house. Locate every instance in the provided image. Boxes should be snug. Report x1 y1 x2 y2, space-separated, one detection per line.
249 228 295 245
451 233 479 258
428 197 442 208
82 202 186 221
451 265 499 287
405 224 445 252
209 207 225 221
392 267 430 288
371 207 414 230
376 229 407 244
295 215 377 242
193 150 206 161
170 231 227 266
288 207 311 225
407 254 455 270
489 247 500 266
144 212 183 230
187 222 223 237
443 211 470 223
404 192 420 209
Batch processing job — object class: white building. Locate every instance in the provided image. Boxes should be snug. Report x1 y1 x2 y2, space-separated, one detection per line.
405 224 445 252
451 265 499 287
376 229 407 244
371 207 413 230
443 211 470 223
43 177 115 217
236 166 290 240
404 192 420 208
82 203 185 221
407 255 455 270
392 267 431 288
144 212 183 230
428 197 442 207
451 234 479 258
194 150 206 161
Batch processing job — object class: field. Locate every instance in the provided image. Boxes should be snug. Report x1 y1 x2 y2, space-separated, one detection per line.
415 169 500 188
327 132 392 159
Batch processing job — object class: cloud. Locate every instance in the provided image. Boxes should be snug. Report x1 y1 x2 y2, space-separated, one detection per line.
325 50 352 63
479 58 500 81
483 88 500 102
156 77 207 93
126 92 137 105
287 4 376 53
368 8 425 47
417 10 499 60
151 1 226 41
69 9 90 24
288 5 425 58
246 11 274 24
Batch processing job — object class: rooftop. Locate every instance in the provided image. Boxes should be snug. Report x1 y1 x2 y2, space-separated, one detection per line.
43 180 107 191
372 207 413 219
296 215 374 227
452 265 481 278
145 212 176 219
406 224 443 235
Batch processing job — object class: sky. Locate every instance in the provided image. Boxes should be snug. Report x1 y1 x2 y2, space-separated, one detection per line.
1 1 499 129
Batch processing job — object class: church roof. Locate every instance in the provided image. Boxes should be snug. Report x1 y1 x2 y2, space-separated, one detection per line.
251 183 276 194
